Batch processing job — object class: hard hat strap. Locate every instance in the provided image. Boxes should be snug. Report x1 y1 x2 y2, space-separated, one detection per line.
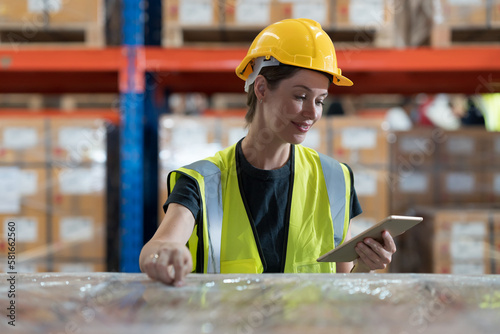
244 56 281 93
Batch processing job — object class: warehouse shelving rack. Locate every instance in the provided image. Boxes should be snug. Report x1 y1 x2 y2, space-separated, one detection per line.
1 2 500 272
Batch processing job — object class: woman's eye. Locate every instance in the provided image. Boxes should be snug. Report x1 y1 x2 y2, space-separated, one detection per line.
316 100 325 106
295 95 306 100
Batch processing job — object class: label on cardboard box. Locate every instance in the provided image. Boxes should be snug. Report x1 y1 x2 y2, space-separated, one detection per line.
292 1 327 25
28 0 62 13
399 172 428 194
302 128 320 151
58 126 105 158
60 217 94 242
450 237 485 261
20 170 38 196
236 0 271 25
172 123 208 148
58 166 105 195
3 127 38 150
445 172 475 194
447 0 482 6
446 136 475 154
3 217 38 243
450 223 486 260
179 0 214 25
348 0 385 26
399 137 431 154
452 222 486 238
0 167 21 214
341 127 377 150
451 262 485 275
354 171 378 196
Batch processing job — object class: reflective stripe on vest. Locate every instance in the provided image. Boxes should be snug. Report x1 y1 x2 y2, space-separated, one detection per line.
182 160 223 274
318 153 350 247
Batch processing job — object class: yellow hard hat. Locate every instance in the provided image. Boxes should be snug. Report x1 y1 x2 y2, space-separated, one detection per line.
235 18 353 88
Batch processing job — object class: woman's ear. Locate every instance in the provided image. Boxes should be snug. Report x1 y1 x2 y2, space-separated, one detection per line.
254 75 267 101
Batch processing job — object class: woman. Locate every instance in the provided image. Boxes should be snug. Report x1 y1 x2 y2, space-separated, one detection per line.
140 18 396 286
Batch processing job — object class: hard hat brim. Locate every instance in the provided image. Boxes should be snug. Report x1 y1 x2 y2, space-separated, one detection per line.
333 73 354 87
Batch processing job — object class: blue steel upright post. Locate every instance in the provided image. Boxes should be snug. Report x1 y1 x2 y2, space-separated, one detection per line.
120 0 145 272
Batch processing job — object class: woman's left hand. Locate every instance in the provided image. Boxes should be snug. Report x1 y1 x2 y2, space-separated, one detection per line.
354 230 396 271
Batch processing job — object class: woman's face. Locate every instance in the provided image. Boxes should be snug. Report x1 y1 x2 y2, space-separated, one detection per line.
260 68 329 146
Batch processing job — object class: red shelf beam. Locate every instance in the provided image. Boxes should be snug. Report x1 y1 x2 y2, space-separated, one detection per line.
0 46 499 94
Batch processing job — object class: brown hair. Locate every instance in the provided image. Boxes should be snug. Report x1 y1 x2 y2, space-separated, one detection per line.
245 65 332 125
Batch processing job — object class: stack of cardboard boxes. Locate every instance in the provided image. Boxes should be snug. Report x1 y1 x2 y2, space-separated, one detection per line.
330 116 391 236
0 117 108 272
161 0 397 47
391 128 500 274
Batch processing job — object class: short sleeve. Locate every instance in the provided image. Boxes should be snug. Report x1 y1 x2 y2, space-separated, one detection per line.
163 174 201 221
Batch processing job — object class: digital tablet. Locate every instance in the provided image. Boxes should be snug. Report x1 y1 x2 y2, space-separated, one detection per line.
317 215 423 263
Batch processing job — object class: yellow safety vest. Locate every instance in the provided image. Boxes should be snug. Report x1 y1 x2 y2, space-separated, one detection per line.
167 143 352 274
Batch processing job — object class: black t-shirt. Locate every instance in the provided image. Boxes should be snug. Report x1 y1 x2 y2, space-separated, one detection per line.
164 140 363 273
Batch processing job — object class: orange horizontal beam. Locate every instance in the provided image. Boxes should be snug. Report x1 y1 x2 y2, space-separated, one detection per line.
336 46 500 72
0 109 121 124
1 46 499 94
145 46 500 73
0 48 123 72
2 46 499 73
145 47 246 72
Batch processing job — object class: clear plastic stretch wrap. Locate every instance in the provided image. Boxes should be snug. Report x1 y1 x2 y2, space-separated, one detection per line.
1 273 500 333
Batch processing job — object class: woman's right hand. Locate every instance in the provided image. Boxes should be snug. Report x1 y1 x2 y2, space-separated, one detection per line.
140 203 196 286
141 242 193 286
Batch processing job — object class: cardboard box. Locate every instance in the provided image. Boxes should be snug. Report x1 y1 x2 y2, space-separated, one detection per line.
163 0 220 27
432 210 498 275
331 116 390 167
352 167 390 223
438 171 486 205
437 0 487 28
159 115 221 171
483 172 500 204
0 166 47 216
493 0 500 26
390 128 439 170
51 166 106 259
0 118 47 163
224 0 331 27
0 0 103 24
335 0 395 28
0 215 48 258
389 169 436 215
437 129 492 170
50 118 107 166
